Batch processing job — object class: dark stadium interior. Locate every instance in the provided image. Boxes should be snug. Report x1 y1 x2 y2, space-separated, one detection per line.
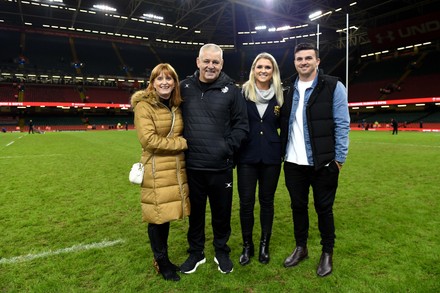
0 0 439 132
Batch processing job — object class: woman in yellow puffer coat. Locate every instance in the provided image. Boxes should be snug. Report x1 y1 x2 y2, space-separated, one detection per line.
131 63 190 281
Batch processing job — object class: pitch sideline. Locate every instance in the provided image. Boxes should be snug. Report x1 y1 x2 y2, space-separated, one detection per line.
0 239 125 264
3 135 23 148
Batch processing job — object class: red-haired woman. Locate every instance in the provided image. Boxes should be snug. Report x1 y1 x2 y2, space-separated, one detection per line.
131 63 190 281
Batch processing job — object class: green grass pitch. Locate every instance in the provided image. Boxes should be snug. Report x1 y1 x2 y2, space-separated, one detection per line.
1 130 439 292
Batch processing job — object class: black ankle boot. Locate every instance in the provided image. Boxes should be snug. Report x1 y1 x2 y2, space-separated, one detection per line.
259 235 270 264
155 256 180 281
239 241 254 265
165 257 180 271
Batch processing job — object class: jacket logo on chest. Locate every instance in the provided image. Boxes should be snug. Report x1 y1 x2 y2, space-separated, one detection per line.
221 86 229 93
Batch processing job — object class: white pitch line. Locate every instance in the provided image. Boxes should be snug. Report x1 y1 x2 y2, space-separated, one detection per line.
352 141 440 148
0 154 63 159
4 135 23 147
0 239 125 264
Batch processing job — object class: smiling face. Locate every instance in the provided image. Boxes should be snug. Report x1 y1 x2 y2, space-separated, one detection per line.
153 71 175 99
294 49 320 81
196 48 223 83
254 57 273 89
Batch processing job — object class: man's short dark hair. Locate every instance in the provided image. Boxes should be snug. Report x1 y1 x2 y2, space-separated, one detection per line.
294 43 319 58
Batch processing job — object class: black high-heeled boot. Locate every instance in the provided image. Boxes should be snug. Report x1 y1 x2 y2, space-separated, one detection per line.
154 254 179 272
155 256 180 281
166 257 180 271
259 234 271 264
149 223 179 280
239 240 254 265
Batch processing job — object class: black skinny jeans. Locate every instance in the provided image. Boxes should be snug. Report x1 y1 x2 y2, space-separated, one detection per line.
284 161 339 253
237 163 281 242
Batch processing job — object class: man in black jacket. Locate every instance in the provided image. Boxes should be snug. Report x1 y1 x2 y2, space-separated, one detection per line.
180 44 249 274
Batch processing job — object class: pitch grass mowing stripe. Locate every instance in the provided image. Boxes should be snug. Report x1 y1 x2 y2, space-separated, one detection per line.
0 239 125 264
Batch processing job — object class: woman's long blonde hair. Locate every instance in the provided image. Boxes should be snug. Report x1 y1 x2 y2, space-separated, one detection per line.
242 52 284 107
146 63 182 107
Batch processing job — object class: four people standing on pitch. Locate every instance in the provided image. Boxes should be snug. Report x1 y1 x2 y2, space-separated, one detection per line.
132 43 349 280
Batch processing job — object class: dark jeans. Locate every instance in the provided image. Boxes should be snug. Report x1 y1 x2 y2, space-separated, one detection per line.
237 163 281 241
186 168 233 254
284 161 339 253
148 222 170 259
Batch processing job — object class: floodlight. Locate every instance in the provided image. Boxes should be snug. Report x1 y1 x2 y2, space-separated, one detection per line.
255 25 267 31
309 11 322 20
93 4 117 12
276 25 290 31
143 13 164 21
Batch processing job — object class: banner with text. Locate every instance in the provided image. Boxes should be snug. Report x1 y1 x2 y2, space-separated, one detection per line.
368 12 440 50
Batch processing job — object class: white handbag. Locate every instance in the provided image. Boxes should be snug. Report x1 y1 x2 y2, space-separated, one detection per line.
129 162 144 185
130 113 173 185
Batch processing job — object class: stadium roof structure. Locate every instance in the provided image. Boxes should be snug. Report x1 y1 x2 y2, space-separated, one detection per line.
0 0 438 52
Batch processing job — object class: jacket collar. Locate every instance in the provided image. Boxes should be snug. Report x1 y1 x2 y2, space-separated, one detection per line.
191 70 234 90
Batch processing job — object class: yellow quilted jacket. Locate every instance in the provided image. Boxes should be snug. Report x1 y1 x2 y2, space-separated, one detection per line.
131 90 190 224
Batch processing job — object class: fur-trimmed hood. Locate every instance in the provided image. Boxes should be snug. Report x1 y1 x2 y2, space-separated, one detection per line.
130 90 160 110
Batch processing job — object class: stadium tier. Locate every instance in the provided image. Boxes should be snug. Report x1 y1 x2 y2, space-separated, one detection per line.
0 28 439 132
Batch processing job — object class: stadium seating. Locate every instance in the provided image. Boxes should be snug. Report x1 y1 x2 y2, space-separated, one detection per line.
25 33 73 75
74 38 122 76
349 51 440 102
83 87 131 104
1 29 439 132
24 84 82 102
0 84 19 101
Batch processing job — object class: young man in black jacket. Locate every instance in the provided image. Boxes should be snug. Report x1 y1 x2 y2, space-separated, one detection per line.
280 43 350 277
180 43 249 274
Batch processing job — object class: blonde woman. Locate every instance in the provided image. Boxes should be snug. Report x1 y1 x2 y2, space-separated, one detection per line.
131 63 189 281
237 52 284 265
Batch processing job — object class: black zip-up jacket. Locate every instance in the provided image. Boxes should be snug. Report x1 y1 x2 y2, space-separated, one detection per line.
181 70 249 171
